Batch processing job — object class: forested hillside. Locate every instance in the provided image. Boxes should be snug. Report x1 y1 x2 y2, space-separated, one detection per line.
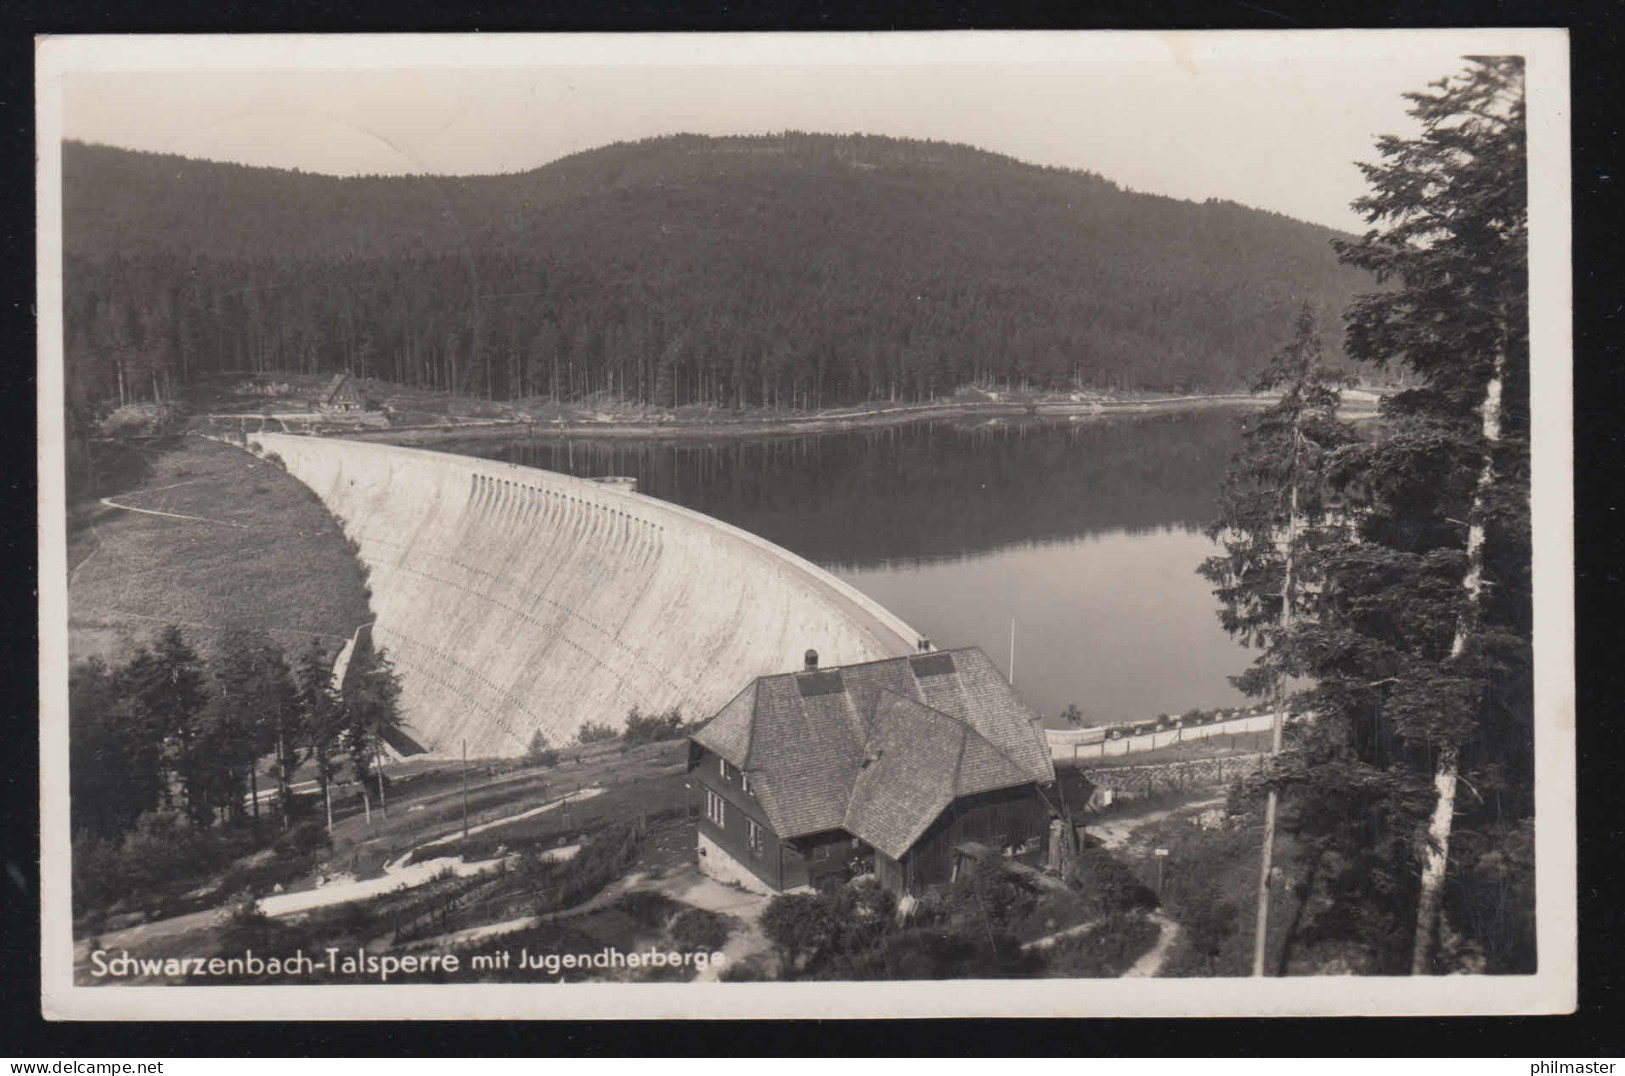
63 133 1369 417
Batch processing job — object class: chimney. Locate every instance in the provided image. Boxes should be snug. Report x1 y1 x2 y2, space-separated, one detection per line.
804 649 819 673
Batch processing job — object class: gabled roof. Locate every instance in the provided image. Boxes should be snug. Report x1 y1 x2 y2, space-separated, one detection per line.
691 646 1055 858
843 691 1037 859
320 373 361 402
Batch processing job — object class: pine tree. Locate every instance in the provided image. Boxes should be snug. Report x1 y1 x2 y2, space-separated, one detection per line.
1200 304 1357 974
339 638 405 823
121 625 209 826
294 638 344 832
1328 56 1530 973
68 657 163 838
204 626 297 829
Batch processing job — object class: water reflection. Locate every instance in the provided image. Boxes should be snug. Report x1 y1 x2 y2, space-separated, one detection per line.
433 411 1252 721
440 411 1240 569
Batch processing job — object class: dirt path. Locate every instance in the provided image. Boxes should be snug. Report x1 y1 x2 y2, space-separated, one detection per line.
98 494 248 528
1022 919 1099 953
1083 795 1225 851
646 866 772 982
1122 912 1181 978
81 790 597 962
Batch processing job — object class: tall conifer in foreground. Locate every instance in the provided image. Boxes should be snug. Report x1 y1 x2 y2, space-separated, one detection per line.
295 638 344 832
1329 56 1530 973
1200 304 1356 975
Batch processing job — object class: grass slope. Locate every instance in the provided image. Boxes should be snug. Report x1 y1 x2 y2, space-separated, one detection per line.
67 435 374 664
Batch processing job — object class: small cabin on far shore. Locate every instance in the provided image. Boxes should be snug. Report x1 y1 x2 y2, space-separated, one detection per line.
315 373 366 413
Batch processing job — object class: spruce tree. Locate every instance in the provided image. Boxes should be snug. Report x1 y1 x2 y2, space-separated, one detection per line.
121 625 209 826
1200 303 1357 974
294 638 344 832
1327 56 1530 973
340 637 405 822
203 626 297 828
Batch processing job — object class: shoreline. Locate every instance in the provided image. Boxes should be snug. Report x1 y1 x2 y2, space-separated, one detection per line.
341 392 1378 446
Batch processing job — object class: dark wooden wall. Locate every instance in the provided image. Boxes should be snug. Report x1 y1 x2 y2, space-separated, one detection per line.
690 745 784 890
901 784 1054 892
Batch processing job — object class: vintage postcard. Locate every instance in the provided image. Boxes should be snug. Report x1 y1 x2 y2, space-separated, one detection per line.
36 30 1575 1019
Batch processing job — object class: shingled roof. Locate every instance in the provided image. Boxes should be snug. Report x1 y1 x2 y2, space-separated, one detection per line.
692 647 1055 859
319 372 361 403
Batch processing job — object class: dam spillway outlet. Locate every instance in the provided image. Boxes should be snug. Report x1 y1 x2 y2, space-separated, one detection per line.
248 433 918 757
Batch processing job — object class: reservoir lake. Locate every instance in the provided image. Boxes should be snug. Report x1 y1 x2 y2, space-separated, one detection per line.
433 410 1253 724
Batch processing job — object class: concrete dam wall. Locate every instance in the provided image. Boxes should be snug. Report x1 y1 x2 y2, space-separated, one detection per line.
248 432 918 757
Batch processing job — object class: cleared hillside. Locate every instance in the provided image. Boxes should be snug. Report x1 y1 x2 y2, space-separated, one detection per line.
63 134 1369 417
67 437 374 666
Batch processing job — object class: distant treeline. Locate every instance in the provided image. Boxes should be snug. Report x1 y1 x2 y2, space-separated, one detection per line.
63 133 1369 420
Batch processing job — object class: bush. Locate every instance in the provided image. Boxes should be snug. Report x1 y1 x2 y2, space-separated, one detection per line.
622 706 686 746
761 872 1049 981
614 890 680 930
760 892 834 970
1448 818 1536 974
945 858 1042 940
533 822 643 915
214 888 279 953
526 729 561 768
1067 847 1160 917
1166 883 1238 976
575 721 618 745
670 908 732 952
73 809 243 915
1046 911 1160 977
275 819 331 858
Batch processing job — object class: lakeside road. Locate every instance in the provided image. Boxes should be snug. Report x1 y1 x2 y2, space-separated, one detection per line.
346 392 1383 447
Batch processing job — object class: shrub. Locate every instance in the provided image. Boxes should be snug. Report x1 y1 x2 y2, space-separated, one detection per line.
275 819 331 858
945 858 1042 941
70 830 122 913
533 822 643 914
614 890 679 930
669 908 732 952
1168 883 1238 976
526 729 561 768
1046 911 1160 977
1067 847 1160 917
760 893 834 970
718 952 776 982
214 888 280 953
575 721 618 745
622 706 686 746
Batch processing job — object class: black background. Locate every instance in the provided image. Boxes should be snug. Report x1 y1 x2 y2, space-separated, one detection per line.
1 0 1618 1057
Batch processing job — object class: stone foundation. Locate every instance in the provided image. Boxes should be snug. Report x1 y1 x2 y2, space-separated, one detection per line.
696 831 777 895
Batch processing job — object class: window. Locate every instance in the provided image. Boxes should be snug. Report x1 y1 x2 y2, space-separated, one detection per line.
747 819 765 858
705 789 726 827
740 772 753 794
811 843 831 862
719 758 733 780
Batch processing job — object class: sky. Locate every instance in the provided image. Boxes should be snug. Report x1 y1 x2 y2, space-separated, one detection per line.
49 32 1545 233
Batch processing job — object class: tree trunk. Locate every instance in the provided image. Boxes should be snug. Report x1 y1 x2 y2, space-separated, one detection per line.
1411 342 1505 974
277 730 291 831
323 769 334 833
1253 421 1302 976
375 742 388 819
